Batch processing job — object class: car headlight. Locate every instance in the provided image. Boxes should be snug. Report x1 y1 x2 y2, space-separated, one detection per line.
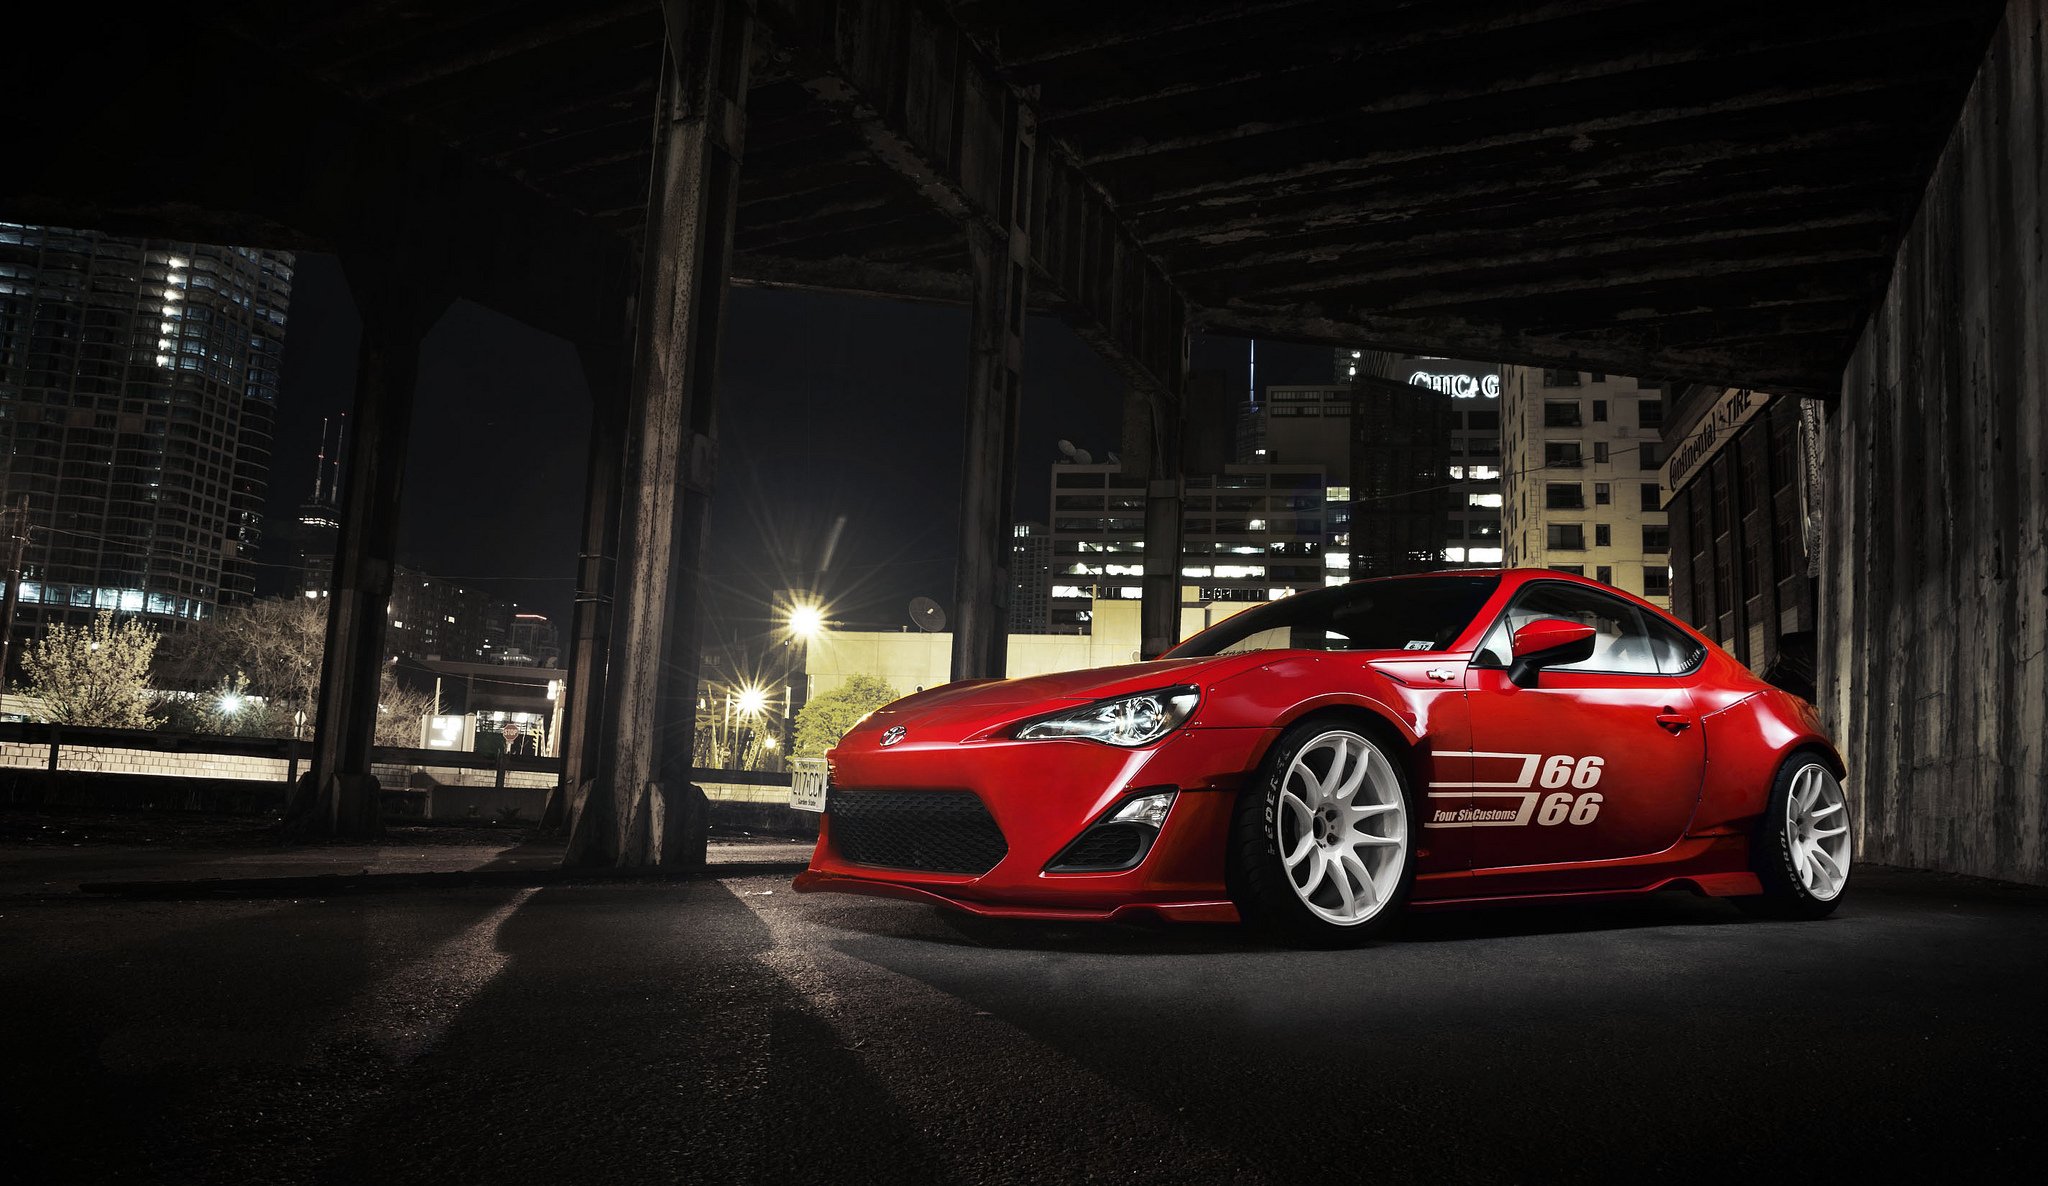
1014 687 1200 747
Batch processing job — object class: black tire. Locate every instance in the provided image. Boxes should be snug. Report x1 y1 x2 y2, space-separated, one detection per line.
1228 715 1418 948
1735 750 1851 920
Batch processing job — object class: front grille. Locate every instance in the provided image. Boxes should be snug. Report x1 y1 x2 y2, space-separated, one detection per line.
829 790 1008 874
1048 823 1146 872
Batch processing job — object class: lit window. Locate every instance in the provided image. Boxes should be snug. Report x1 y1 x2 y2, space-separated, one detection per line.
1325 553 1350 569
1468 493 1503 508
1468 547 1504 563
1444 547 1467 562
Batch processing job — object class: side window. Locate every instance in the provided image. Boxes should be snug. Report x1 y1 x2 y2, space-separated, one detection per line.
1641 609 1707 674
1473 583 1665 675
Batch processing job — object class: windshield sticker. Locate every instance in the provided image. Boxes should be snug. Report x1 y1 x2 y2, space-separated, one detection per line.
1404 640 1434 650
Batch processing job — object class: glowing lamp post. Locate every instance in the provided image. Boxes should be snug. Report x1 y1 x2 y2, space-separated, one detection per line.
781 597 829 755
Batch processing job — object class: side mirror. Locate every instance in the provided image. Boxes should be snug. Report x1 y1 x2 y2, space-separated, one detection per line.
1508 618 1597 688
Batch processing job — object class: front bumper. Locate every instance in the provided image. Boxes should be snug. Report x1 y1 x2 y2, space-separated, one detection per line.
795 724 1273 920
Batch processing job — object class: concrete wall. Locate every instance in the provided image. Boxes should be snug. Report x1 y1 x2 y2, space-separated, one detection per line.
0 741 554 822
1822 0 2047 884
0 743 290 782
805 595 1245 700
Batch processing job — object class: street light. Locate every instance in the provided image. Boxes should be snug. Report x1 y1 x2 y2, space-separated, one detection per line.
218 692 244 716
735 683 769 717
786 600 826 641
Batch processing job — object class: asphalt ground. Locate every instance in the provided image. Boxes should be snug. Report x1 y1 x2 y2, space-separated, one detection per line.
2 855 2043 1184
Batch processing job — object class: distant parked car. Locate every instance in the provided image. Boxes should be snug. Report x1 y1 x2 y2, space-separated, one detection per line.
795 570 1850 946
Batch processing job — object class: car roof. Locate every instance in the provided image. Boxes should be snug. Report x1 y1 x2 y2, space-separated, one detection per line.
1345 568 1693 628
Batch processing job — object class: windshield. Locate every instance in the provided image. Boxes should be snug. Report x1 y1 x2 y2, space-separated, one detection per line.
1167 575 1502 658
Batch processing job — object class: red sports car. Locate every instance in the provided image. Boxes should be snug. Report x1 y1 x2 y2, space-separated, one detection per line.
794 570 1852 945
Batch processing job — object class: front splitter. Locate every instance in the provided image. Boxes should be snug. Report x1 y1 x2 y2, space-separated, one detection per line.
793 869 1240 925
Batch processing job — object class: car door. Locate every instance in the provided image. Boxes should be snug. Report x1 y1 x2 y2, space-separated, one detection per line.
1457 581 1706 877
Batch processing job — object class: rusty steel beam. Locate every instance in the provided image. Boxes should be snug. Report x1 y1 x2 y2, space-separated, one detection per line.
1120 376 1192 660
1048 1 1978 150
732 253 971 304
0 13 628 349
1219 217 1897 306
546 334 632 834
1203 302 1842 401
567 0 753 869
757 0 1188 401
961 0 1334 69
289 266 450 840
950 90 1035 681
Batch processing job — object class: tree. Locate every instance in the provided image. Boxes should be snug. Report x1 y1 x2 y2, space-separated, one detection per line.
156 596 326 735
157 669 280 736
792 673 900 757
19 611 163 728
375 669 436 748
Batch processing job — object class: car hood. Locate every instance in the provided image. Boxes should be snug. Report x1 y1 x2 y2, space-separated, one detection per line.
833 652 1278 750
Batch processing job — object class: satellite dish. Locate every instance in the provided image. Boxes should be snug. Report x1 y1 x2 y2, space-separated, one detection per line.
1072 447 1093 464
909 597 948 633
1106 451 1120 465
1057 439 1080 460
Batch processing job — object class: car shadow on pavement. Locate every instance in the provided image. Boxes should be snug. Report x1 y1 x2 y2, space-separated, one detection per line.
821 887 1749 956
817 875 2048 1183
1389 888 1748 942
309 880 950 1186
4 888 526 1185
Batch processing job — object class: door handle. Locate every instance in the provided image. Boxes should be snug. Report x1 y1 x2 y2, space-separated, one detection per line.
1655 708 1692 735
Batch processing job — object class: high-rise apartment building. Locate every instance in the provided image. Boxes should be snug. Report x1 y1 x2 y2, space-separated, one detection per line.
1046 461 1342 632
300 558 495 664
1254 352 1504 572
1007 521 1050 633
1499 366 1672 605
0 224 291 636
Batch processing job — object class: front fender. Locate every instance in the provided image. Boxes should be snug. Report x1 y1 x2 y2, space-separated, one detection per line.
1195 654 1432 747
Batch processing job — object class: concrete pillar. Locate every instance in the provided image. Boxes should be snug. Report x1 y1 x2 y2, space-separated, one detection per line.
950 100 1036 682
567 0 750 868
289 264 447 839
545 338 628 834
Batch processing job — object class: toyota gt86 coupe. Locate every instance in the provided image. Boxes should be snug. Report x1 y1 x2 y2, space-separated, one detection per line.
793 569 1852 945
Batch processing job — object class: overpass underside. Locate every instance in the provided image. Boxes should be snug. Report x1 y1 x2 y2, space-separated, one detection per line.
1 1 2039 880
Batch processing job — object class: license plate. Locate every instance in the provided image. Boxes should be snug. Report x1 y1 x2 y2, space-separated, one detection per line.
790 760 829 813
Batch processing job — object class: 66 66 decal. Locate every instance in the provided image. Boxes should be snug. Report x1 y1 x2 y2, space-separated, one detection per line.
1423 751 1607 829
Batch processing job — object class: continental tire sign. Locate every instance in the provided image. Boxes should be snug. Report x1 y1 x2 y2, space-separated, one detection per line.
1664 387 1772 492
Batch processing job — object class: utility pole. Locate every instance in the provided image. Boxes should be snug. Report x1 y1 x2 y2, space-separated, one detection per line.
0 496 29 692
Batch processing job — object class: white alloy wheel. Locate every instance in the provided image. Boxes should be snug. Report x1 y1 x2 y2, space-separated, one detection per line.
1275 730 1409 926
1785 762 1852 901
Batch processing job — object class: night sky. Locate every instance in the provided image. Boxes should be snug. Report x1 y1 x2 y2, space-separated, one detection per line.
266 255 1338 636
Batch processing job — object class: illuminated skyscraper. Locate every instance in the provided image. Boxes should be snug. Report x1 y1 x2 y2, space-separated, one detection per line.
0 223 292 635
